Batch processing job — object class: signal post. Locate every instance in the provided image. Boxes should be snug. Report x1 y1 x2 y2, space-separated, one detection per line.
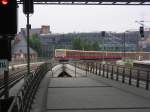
0 0 18 111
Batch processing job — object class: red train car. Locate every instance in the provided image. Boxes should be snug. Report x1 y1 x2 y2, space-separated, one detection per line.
55 49 150 61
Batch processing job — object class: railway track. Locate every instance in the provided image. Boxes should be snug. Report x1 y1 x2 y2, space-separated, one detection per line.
0 66 37 98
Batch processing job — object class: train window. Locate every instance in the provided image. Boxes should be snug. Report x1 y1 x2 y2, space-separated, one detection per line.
112 53 115 56
70 52 73 56
72 52 74 56
66 51 68 56
119 52 122 56
86 52 88 56
88 53 91 56
82 52 84 56
77 52 79 56
67 51 69 56
93 52 96 56
79 52 81 56
75 52 77 56
78 52 80 56
89 52 91 56
92 52 94 56
86 52 89 57
95 53 96 56
92 52 95 56
99 52 103 56
109 52 112 56
68 51 70 56
83 52 85 56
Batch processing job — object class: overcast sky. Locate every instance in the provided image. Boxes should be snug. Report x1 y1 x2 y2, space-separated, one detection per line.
18 5 150 33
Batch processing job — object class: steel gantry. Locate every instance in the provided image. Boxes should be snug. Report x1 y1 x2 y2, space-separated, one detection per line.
17 0 150 5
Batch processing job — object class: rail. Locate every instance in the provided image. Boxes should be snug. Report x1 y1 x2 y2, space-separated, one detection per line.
0 66 38 98
76 62 150 90
8 63 51 112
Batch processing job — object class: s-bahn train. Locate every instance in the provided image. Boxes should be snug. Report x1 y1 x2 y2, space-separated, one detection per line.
55 49 150 61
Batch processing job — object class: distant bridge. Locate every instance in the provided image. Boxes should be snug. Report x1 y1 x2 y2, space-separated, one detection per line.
17 0 150 5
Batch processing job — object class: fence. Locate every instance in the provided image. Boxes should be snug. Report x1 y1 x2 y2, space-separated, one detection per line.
8 63 51 112
76 62 150 90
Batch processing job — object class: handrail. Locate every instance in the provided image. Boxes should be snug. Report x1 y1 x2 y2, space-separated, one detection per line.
76 62 150 90
8 63 51 112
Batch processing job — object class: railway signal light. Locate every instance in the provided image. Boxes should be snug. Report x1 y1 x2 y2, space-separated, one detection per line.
23 0 34 14
1 0 8 5
0 0 17 36
0 39 11 61
139 26 144 38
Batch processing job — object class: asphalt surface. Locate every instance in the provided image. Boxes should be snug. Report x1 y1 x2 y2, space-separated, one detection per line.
31 64 150 112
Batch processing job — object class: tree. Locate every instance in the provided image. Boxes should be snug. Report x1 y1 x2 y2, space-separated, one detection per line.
72 37 100 51
92 42 99 51
29 34 42 56
72 37 82 50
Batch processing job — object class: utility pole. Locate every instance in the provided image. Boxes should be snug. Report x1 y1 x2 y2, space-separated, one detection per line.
135 20 150 60
0 1 17 111
101 31 105 62
123 32 126 61
23 0 34 82
26 14 30 81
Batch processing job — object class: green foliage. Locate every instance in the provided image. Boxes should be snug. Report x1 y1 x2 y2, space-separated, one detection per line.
29 34 42 56
92 41 99 51
116 59 133 68
124 60 133 68
72 37 100 51
72 37 82 50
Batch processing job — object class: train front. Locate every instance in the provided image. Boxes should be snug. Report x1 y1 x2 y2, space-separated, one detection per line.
55 49 67 62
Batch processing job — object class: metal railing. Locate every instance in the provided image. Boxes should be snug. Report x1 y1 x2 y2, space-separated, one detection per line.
77 62 150 90
8 63 51 112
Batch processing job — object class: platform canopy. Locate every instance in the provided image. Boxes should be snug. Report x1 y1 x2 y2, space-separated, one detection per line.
17 0 150 5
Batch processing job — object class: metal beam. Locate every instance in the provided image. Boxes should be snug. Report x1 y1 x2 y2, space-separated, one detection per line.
17 0 150 5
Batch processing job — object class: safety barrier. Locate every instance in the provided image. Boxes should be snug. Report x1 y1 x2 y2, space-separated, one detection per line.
76 62 150 90
8 63 51 112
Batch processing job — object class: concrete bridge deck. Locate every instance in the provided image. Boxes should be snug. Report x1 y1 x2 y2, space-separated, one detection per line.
31 64 150 112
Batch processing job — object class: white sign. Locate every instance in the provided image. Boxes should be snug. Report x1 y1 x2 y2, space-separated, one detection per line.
0 60 8 72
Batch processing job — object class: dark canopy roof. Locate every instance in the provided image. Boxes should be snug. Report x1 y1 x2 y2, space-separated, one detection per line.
17 0 150 5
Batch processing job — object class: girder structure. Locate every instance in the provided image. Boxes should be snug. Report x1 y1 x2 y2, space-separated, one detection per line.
17 0 150 5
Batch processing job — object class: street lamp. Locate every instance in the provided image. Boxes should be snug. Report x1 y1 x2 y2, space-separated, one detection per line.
101 31 105 62
122 31 130 61
123 32 125 61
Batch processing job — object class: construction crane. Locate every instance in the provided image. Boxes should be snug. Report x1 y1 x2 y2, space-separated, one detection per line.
135 20 150 26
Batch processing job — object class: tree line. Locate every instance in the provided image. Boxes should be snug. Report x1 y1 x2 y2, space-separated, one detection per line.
72 37 100 51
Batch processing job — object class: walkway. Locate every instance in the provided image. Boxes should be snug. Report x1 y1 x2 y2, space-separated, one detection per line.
31 64 150 112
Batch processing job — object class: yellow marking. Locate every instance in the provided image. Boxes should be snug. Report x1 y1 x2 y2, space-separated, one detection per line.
65 49 66 57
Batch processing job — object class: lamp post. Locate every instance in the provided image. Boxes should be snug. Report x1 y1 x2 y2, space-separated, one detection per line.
26 14 30 82
101 31 105 62
122 31 131 61
122 32 126 61
136 33 140 60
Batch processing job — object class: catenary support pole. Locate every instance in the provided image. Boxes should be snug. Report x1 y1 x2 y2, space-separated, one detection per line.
26 13 30 82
